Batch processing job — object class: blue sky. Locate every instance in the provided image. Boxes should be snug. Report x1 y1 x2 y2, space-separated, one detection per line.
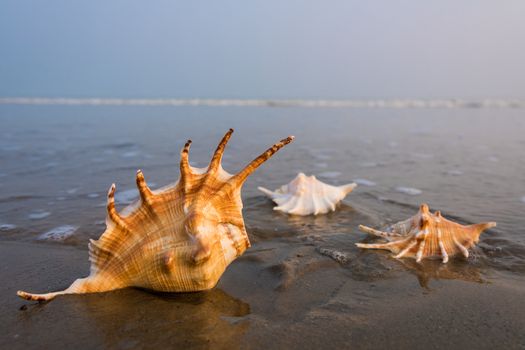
1 1 524 98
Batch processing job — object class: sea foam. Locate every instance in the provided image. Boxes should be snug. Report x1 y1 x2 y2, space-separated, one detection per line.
395 187 422 195
28 211 51 220
38 225 78 241
0 224 16 231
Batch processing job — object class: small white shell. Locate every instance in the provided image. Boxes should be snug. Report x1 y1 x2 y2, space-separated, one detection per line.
258 173 356 216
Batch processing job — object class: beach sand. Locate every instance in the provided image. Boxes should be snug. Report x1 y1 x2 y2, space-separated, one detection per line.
2 240 524 349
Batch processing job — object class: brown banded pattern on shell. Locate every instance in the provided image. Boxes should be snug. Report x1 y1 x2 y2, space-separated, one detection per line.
17 129 294 301
356 204 496 263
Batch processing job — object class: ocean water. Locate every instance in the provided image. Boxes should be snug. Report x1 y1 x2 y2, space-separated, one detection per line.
1 105 525 272
1 104 525 347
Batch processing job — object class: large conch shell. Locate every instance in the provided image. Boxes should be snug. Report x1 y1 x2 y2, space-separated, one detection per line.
18 129 294 301
356 204 496 263
258 173 356 216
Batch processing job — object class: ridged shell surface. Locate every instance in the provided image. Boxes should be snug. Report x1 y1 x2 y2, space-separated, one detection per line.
258 173 356 216
17 129 294 301
356 204 496 263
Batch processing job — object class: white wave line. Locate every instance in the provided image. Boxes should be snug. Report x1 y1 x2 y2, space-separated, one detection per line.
0 97 524 109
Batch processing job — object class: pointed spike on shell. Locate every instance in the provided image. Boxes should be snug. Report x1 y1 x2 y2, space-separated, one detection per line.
341 182 357 195
180 139 193 175
106 183 121 222
419 203 430 214
394 241 417 259
257 186 275 197
356 242 392 249
17 290 59 302
454 237 470 258
207 128 234 173
106 183 116 221
418 204 431 227
437 228 449 263
470 222 497 232
107 183 116 201
136 170 153 202
356 204 496 263
358 224 401 238
106 183 129 230
233 135 295 185
466 221 496 244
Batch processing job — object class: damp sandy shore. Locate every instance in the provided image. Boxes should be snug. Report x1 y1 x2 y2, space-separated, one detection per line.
1 106 525 349
1 240 524 349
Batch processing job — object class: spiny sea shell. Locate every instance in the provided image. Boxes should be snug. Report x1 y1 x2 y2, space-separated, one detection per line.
356 204 496 263
258 173 356 216
18 129 294 301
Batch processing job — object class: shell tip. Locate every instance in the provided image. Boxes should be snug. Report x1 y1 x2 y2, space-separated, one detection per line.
258 186 269 192
183 139 192 149
17 290 37 301
17 290 57 302
419 203 430 213
281 135 295 144
481 222 497 232
472 221 497 233
342 182 357 194
108 183 116 196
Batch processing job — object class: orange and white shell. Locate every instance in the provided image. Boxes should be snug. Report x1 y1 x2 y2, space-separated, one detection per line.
258 173 356 216
17 129 294 301
356 204 496 263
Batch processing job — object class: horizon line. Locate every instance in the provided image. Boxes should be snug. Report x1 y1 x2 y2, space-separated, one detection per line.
1 97 524 109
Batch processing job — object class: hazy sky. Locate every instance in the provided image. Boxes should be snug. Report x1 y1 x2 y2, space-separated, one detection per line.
1 1 524 99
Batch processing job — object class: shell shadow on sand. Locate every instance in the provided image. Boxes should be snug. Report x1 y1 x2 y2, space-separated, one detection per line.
36 288 251 349
395 258 485 289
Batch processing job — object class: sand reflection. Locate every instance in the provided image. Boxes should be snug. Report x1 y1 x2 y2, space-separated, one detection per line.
77 288 250 348
396 258 485 289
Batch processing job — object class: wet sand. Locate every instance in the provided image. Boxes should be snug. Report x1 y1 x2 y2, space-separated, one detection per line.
2 106 525 349
2 240 524 349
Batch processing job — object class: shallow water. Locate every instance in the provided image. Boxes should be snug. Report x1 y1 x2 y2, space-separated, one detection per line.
1 105 525 348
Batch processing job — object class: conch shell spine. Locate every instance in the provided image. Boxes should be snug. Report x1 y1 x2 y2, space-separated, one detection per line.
18 130 294 301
